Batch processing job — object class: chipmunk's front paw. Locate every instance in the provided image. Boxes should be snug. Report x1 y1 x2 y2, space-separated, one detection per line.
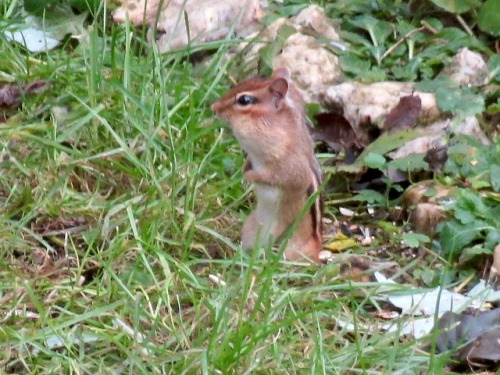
243 170 261 184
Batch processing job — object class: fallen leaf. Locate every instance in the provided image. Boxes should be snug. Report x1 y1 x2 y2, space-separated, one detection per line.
436 309 500 366
374 272 475 316
5 26 60 53
0 84 23 107
384 94 422 134
4 10 87 53
353 129 421 168
401 182 453 237
324 232 357 252
0 81 51 108
312 111 364 163
466 279 500 303
424 145 448 172
410 203 447 237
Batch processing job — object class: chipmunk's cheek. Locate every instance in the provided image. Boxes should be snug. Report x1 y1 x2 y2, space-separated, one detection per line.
229 118 248 135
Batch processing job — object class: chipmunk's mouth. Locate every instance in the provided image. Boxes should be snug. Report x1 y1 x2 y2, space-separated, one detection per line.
210 102 218 114
213 112 228 123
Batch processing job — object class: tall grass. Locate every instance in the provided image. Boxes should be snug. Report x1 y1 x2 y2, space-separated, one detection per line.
0 2 448 373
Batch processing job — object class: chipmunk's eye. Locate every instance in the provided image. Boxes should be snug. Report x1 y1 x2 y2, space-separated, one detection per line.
236 95 257 106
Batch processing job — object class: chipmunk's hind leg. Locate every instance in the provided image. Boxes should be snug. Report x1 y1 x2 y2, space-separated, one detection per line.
284 237 321 263
241 211 260 249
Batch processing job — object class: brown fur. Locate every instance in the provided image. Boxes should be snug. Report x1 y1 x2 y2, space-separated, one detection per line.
211 68 322 263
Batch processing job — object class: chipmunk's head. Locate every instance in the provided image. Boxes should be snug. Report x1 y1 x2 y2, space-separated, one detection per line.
211 67 304 151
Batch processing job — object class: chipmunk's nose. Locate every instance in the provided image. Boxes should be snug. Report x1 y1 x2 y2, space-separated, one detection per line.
210 102 218 114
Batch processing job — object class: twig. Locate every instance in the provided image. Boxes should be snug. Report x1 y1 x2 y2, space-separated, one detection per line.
381 26 426 62
420 20 439 34
456 14 474 37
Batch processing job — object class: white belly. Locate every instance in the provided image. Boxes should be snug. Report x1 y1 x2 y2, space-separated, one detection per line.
254 184 281 239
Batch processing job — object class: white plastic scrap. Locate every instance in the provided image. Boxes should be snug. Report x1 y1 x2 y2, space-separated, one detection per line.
374 272 476 316
370 272 499 339
466 279 500 303
5 26 60 53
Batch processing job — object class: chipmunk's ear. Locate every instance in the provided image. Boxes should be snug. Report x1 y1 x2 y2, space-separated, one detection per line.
269 77 289 109
272 67 291 81
269 67 290 108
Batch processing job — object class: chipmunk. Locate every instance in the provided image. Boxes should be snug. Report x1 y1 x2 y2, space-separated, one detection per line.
211 67 322 263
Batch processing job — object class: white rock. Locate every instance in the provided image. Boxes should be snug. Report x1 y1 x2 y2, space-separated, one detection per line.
439 47 488 87
321 81 439 129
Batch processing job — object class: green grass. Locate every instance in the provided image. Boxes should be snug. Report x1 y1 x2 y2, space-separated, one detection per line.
0 2 479 374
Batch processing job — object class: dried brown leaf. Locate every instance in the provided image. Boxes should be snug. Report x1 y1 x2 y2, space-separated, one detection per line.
402 182 453 237
384 94 422 134
0 80 51 110
436 309 500 367
312 111 364 163
411 202 447 237
402 182 454 206
0 84 21 107
424 145 448 172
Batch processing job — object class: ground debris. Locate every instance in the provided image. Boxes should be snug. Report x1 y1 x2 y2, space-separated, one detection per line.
0 80 50 121
436 309 500 368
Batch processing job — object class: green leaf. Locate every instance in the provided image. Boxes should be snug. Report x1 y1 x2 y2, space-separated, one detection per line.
439 221 482 257
423 187 438 197
373 20 393 46
69 0 101 13
339 54 371 76
478 0 500 36
402 232 431 248
488 54 500 78
491 164 500 192
435 87 485 117
392 65 418 81
265 2 307 18
459 245 492 264
24 0 53 13
468 178 491 190
339 30 372 48
349 15 379 34
421 268 436 286
355 189 386 204
353 130 421 168
422 18 444 32
377 221 399 236
430 0 481 14
358 67 387 82
420 27 477 56
363 152 386 169
395 20 414 36
388 153 429 172
453 189 489 224
487 99 500 114
414 77 456 93
348 15 393 49
369 45 386 65
485 229 500 250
